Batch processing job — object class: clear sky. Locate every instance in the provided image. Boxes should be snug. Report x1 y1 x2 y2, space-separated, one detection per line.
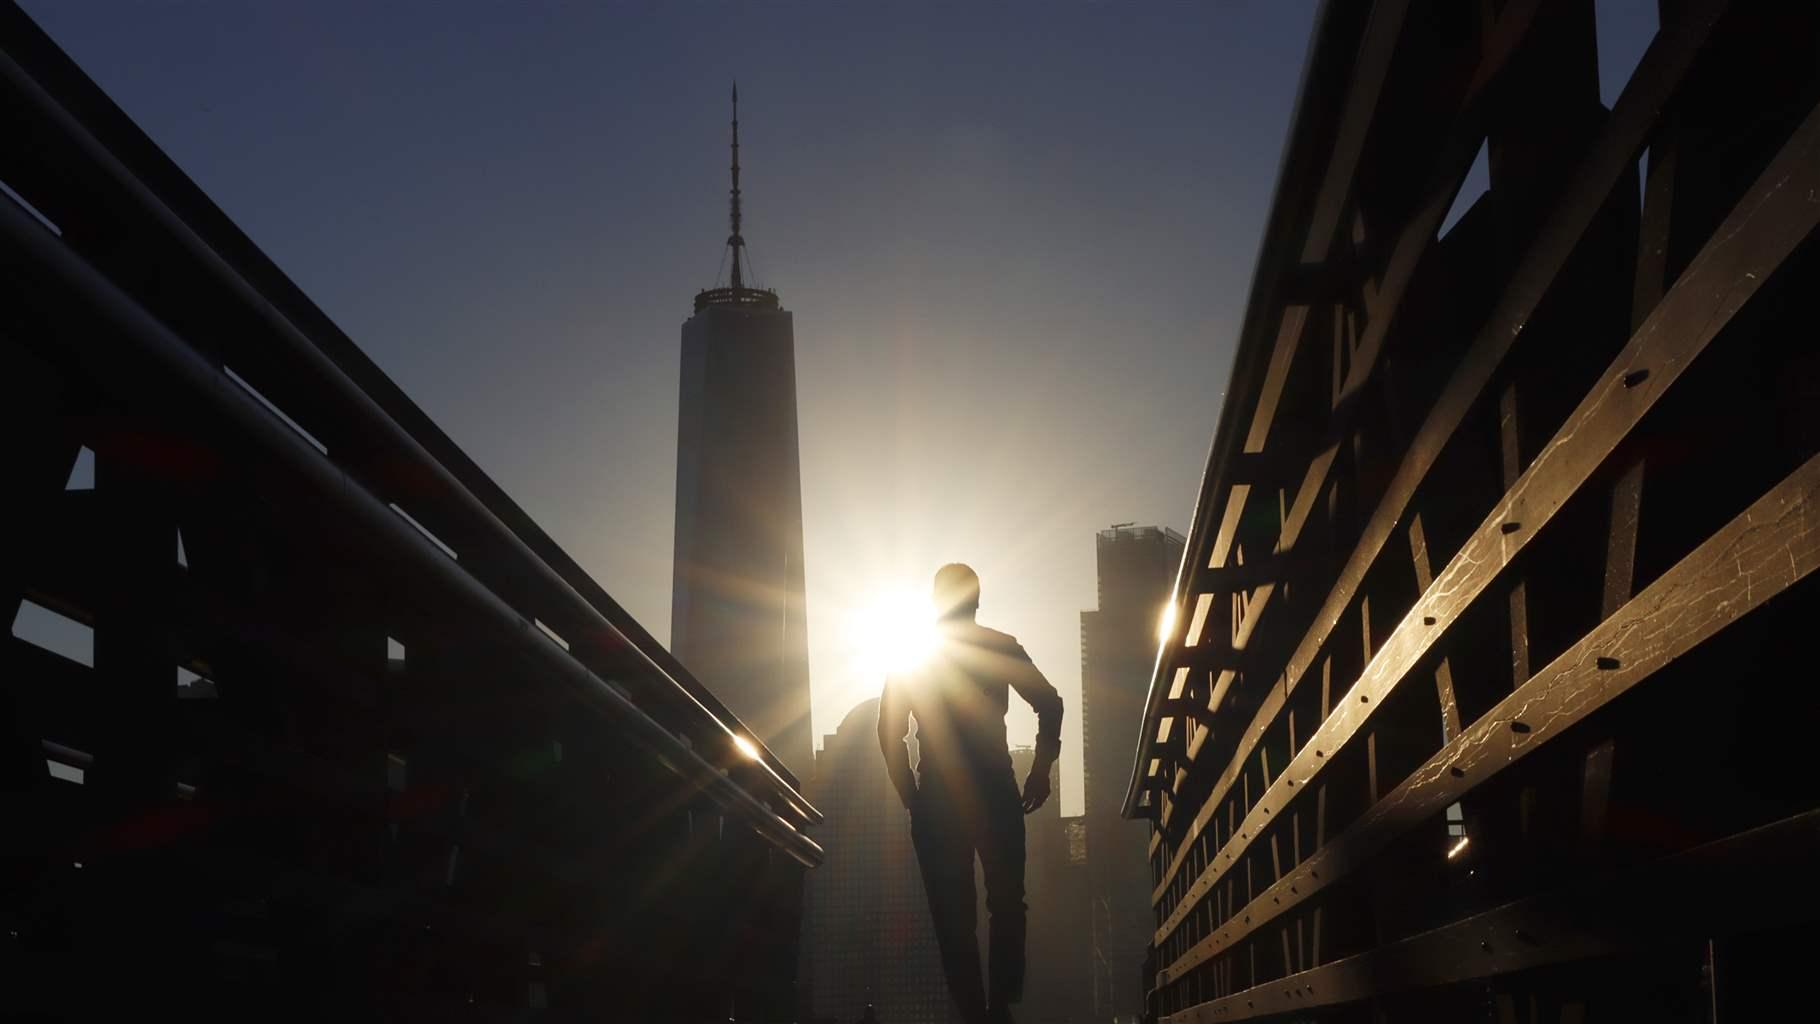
19 1 1655 815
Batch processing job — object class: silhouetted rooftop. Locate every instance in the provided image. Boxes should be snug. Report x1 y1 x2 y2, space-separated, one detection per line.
692 284 782 313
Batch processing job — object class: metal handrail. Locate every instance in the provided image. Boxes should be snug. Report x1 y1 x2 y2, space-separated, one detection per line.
0 25 819 829
0 189 824 866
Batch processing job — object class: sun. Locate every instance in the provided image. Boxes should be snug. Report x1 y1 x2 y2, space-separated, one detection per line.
845 586 939 678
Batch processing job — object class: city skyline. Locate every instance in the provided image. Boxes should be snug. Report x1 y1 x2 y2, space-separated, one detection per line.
12 2 1818 1019
1079 524 1184 1019
16 1 1660 814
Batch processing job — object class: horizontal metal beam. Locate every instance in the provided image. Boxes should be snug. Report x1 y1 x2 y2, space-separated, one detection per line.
1294 0 1412 264
0 193 823 867
1163 807 1820 1022
0 37 816 823
1127 0 1576 822
1156 84 1820 941
1161 444 1820 981
1162 697 1215 725
1148 0 1736 898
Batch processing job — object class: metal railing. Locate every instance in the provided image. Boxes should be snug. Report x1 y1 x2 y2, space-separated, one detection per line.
1125 1 1820 1020
1 3 817 1018
693 284 783 313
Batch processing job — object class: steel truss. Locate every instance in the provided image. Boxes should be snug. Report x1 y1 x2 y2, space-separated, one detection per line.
1124 2 1820 1021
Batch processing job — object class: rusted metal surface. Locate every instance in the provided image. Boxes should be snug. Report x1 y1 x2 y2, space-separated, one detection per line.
0 4 816 1019
1125 2 1820 1020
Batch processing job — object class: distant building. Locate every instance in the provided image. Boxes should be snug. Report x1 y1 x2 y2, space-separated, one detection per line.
805 699 949 1024
670 86 813 778
1080 525 1184 1021
1012 749 1091 1024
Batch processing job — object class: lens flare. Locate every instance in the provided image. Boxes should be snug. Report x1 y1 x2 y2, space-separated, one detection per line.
1157 602 1179 643
846 587 939 678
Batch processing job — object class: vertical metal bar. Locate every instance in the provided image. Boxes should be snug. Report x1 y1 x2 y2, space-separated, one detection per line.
1498 384 1533 689
1408 515 1464 740
1707 938 1719 1022
87 446 176 809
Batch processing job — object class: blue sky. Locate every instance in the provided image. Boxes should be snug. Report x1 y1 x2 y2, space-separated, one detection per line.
18 1 1656 814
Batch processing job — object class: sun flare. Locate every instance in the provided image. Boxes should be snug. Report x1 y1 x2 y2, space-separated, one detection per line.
1157 602 1178 643
845 586 939 679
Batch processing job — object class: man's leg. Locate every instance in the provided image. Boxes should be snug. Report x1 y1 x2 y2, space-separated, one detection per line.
913 794 988 1023
979 792 1028 1014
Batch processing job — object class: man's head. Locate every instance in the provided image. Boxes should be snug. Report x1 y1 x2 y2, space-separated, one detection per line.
932 562 981 621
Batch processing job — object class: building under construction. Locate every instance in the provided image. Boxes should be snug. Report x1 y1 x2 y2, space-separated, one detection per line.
1125 2 1820 1021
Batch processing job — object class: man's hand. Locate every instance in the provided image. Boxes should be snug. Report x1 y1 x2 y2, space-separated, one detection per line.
1021 769 1051 814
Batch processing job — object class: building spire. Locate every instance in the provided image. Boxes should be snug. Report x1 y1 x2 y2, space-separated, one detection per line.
693 81 778 312
728 80 745 290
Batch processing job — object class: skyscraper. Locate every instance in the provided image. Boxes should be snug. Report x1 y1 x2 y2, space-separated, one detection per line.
805 699 949 1024
1079 524 1184 1022
1010 748 1090 1024
671 85 813 779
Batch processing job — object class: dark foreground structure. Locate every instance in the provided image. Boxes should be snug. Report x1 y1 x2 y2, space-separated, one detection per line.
1127 2 1820 1021
0 6 820 1020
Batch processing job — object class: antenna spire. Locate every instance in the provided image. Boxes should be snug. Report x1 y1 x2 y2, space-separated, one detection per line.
694 82 779 311
728 80 745 290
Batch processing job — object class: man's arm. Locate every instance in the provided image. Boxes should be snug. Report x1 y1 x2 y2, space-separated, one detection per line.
877 676 917 810
1008 643 1063 813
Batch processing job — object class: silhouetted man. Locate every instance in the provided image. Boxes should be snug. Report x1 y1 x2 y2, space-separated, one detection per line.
878 563 1064 1024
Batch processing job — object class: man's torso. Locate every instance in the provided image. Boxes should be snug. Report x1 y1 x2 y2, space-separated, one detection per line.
904 622 1029 801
